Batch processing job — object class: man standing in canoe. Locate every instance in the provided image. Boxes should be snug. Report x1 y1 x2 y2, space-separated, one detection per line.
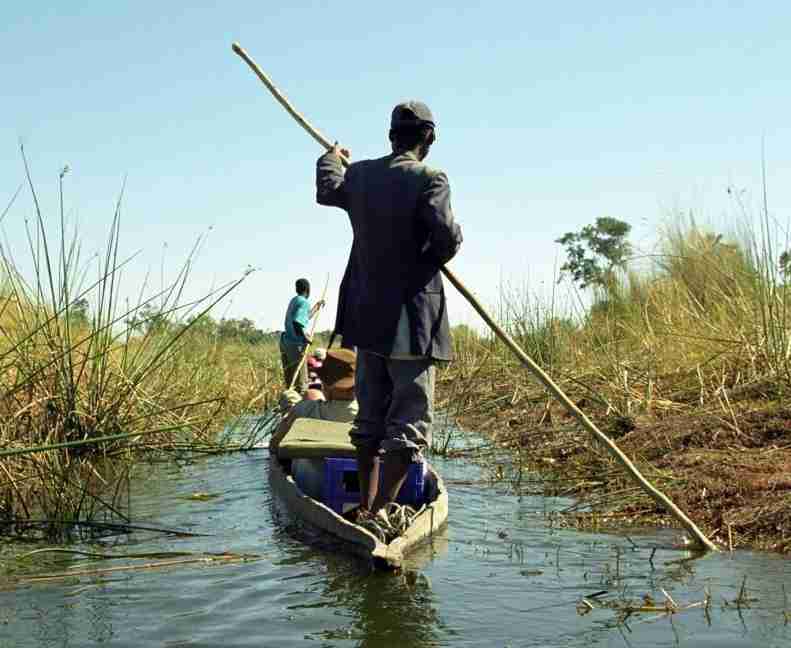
315 101 462 520
280 278 324 392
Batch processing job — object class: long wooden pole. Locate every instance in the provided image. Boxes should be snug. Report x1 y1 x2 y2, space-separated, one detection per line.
231 42 718 552
0 422 203 459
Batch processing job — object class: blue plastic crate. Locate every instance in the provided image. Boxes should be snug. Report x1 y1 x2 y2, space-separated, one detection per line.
323 457 360 514
322 457 427 514
396 460 427 507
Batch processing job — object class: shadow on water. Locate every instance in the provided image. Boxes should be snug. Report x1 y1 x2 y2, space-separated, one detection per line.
1 429 791 647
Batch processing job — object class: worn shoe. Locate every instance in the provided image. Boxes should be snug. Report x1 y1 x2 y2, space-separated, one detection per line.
352 508 393 543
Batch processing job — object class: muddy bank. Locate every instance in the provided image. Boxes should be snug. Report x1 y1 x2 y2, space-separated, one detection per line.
450 394 791 553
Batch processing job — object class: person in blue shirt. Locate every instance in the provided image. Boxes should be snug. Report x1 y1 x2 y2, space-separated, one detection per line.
280 278 324 392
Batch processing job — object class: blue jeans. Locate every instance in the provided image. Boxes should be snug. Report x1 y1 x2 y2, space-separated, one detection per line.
350 350 435 461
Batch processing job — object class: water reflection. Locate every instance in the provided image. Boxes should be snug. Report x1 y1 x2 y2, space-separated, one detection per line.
314 562 444 647
3 447 791 648
268 474 451 646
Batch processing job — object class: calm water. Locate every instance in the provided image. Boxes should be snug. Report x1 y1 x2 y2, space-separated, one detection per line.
2 435 790 647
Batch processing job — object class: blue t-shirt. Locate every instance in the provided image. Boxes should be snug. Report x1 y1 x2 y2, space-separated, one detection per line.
283 295 310 344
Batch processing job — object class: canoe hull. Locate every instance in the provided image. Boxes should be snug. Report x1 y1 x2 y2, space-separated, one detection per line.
268 454 448 570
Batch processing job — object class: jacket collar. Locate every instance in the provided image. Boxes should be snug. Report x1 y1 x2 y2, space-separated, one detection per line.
392 150 420 162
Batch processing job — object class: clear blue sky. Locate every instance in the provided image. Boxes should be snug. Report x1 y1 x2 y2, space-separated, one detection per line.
2 2 790 332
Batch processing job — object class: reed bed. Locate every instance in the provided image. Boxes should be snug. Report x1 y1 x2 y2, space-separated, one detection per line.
436 214 791 552
0 156 283 540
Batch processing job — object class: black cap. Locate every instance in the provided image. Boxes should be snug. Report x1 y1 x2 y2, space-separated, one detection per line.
390 101 435 129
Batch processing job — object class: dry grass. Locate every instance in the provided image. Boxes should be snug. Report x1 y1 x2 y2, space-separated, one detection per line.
0 316 283 537
0 157 283 539
436 216 791 552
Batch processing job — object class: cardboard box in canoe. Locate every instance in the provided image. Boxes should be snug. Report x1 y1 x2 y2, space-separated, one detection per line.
277 418 356 459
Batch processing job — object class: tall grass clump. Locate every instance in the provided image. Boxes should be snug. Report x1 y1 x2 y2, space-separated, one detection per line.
439 213 791 417
437 201 791 548
735 173 791 384
0 153 279 538
529 212 791 416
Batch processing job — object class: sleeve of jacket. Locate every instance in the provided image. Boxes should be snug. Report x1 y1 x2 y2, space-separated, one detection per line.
417 171 463 266
316 152 348 209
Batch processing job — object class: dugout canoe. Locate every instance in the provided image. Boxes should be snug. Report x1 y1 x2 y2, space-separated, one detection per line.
268 417 448 570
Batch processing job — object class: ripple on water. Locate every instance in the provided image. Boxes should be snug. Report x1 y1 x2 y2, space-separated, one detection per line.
2 447 791 647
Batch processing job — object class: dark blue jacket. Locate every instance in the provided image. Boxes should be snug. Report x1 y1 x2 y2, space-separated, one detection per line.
316 150 462 361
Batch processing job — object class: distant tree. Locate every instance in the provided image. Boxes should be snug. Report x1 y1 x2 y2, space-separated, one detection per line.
183 313 219 337
67 297 90 327
780 250 791 278
127 304 172 335
555 217 632 290
216 317 266 344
